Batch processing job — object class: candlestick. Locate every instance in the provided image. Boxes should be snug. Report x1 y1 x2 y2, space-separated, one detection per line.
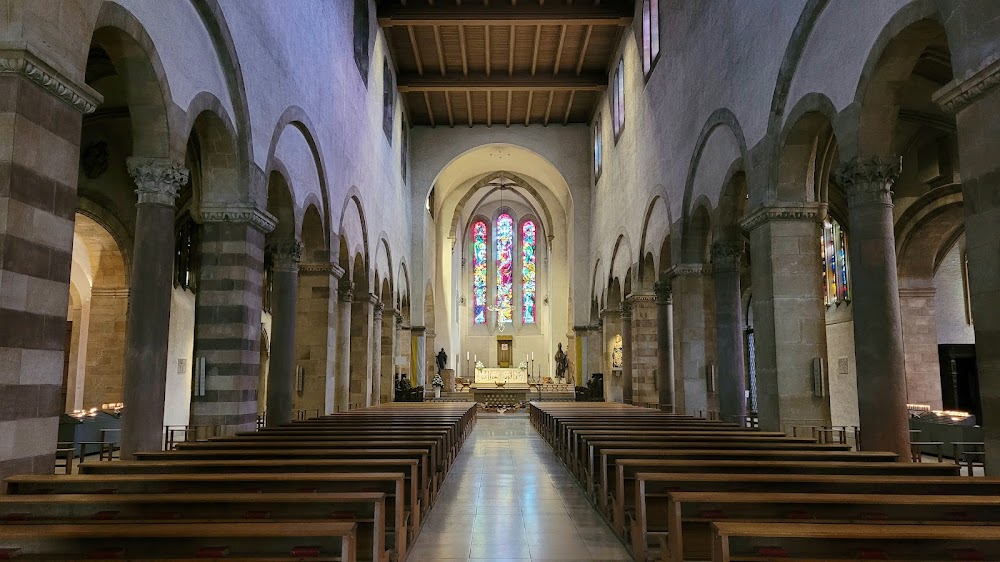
466 351 470 361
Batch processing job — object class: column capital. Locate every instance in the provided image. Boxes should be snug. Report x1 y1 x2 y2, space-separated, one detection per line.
197 203 278 234
621 301 633 320
740 202 824 233
933 56 1000 114
599 307 621 320
373 300 384 318
267 239 303 271
626 292 656 306
338 281 355 303
572 325 592 334
298 262 346 278
654 281 673 304
0 47 102 113
711 241 744 272
665 262 711 280
395 311 404 326
127 157 189 207
835 155 901 208
411 325 427 335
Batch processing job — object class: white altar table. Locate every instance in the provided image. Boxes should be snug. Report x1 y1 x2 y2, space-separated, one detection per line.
474 367 528 384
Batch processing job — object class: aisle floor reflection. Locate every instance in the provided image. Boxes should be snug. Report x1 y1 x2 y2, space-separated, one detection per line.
406 414 631 561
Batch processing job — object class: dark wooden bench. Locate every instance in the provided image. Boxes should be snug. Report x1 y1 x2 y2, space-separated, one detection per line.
0 520 358 561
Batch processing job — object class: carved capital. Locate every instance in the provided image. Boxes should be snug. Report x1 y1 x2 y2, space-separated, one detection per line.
626 292 656 307
933 57 1000 114
395 311 404 326
267 239 302 271
373 300 384 319
740 203 823 233
654 281 673 305
711 241 743 272
621 301 633 320
0 48 102 113
197 204 278 234
126 158 189 207
338 281 355 303
411 325 427 335
835 155 901 209
665 263 711 280
298 262 346 278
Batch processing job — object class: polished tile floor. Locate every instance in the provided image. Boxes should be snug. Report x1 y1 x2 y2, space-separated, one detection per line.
406 415 631 561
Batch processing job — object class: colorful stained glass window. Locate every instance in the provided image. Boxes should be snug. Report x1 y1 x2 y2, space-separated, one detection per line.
522 221 537 324
821 219 851 306
495 214 514 325
472 221 488 324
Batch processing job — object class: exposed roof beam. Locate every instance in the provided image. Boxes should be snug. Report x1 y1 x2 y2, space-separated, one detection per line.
398 72 607 92
485 25 491 77
458 25 469 76
407 26 424 76
525 90 533 126
508 25 516 76
445 92 455 127
466 91 473 127
576 25 593 75
505 90 512 127
423 91 436 127
432 25 447 75
543 91 554 126
378 4 633 27
530 24 541 76
562 90 576 125
487 90 492 127
552 24 567 76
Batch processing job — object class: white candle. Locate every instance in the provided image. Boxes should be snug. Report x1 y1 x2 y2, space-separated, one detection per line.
466 351 470 360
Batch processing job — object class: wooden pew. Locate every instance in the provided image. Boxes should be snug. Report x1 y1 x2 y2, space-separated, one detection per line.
0 492 387 562
661 492 1000 562
0 521 358 561
633 472 1000 562
611 458 961 535
710 521 1000 561
4 472 409 560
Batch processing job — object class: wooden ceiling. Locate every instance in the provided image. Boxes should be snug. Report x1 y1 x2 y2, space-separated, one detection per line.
377 1 634 127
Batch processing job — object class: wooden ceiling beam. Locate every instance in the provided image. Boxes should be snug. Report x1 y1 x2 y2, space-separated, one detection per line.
398 72 607 92
525 90 533 126
378 4 633 26
530 24 541 76
552 24 567 76
505 89 512 127
466 91 473 127
407 26 424 76
576 24 593 75
432 25 447 75
543 90 554 126
423 91 436 127
507 25 516 75
484 24 491 77
562 89 575 125
445 92 455 127
458 25 469 76
487 90 492 127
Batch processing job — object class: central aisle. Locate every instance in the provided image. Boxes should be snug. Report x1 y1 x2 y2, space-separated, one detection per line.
407 415 631 561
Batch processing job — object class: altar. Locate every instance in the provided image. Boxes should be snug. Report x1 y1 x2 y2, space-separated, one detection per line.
472 365 532 410
474 367 528 385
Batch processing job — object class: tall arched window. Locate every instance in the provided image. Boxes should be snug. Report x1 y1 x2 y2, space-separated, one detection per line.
353 0 370 84
821 218 851 305
522 221 537 324
472 221 488 324
641 0 660 76
495 214 514 325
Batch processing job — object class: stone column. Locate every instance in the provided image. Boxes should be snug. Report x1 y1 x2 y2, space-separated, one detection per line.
0 53 97 479
621 302 634 404
121 158 189 458
600 310 623 402
412 326 426 388
370 300 383 405
264 239 302 427
349 294 374 409
380 308 396 403
655 282 675 412
573 326 591 386
295 263 344 416
191 205 275 435
666 264 716 416
934 71 1000 473
334 281 354 413
629 294 658 406
742 204 830 433
898 287 943 409
392 312 404 401
836 156 909 458
712 241 747 425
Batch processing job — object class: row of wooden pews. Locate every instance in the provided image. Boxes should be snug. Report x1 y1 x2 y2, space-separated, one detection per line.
1 402 476 561
530 402 1000 561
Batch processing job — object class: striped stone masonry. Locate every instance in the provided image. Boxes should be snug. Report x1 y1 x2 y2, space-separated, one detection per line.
628 294 658 406
294 262 343 415
190 215 273 434
0 63 96 480
349 293 374 409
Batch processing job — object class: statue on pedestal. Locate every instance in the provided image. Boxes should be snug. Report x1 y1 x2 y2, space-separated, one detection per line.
555 343 568 381
435 348 448 374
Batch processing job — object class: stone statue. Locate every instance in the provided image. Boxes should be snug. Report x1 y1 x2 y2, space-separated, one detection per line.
555 343 568 380
435 348 448 374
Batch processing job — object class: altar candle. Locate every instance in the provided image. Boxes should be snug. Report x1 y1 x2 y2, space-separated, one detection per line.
466 351 470 360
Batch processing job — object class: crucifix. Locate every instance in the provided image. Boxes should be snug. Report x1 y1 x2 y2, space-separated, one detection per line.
487 301 512 332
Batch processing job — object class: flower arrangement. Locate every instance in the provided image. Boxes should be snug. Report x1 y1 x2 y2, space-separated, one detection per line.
431 374 444 388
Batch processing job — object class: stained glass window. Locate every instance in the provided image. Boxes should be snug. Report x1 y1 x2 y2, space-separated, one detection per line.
642 0 660 76
821 218 851 306
495 214 514 325
612 335 623 369
594 116 603 179
522 221 536 324
472 221 488 324
612 57 625 140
